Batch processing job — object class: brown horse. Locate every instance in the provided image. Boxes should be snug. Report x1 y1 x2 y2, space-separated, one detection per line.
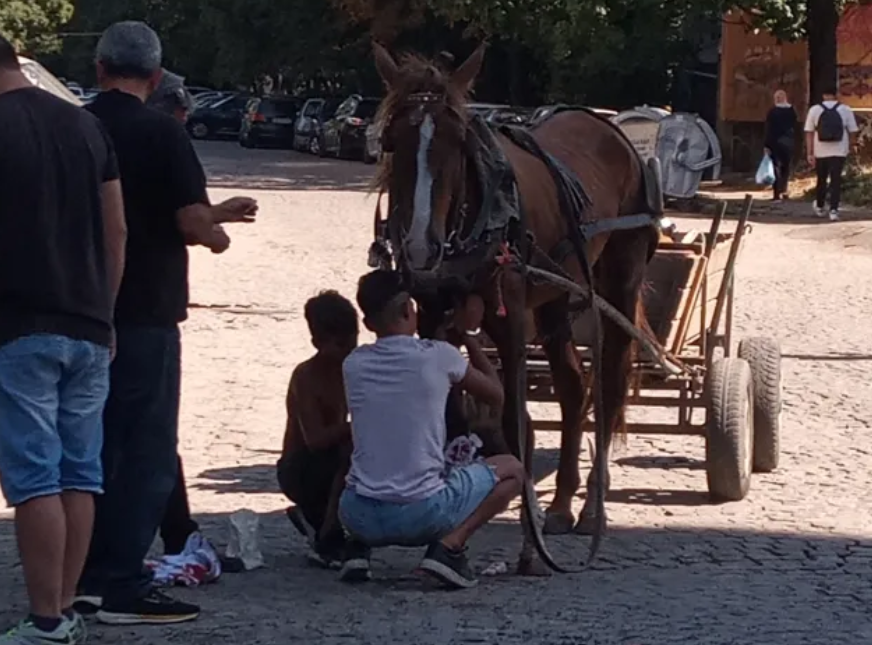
370 42 660 572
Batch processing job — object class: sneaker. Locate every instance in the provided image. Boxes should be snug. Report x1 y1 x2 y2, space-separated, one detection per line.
96 589 199 625
307 538 344 570
339 540 372 583
65 614 86 645
71 594 101 616
829 209 840 221
0 619 74 644
813 204 825 218
285 506 316 547
419 542 478 589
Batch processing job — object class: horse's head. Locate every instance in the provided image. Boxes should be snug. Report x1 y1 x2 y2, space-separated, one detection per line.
373 41 486 273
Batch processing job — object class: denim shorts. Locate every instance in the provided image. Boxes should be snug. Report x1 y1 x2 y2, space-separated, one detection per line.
339 462 498 547
0 334 110 506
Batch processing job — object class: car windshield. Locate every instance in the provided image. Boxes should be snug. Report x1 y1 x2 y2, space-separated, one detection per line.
355 100 379 118
260 99 300 117
323 99 342 117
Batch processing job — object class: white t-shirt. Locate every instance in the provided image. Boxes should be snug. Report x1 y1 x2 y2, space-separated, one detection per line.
804 101 859 158
343 335 469 502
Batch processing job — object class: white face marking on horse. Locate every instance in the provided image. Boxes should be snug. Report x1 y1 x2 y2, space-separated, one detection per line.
405 113 435 269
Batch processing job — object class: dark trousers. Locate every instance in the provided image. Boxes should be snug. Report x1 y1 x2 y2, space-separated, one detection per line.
815 156 846 211
769 143 793 198
160 455 199 555
277 446 346 549
80 325 181 605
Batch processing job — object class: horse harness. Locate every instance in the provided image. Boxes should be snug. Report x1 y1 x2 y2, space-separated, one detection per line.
369 98 660 315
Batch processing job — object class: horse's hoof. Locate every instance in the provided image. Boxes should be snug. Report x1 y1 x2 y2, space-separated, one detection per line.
517 556 553 577
542 511 574 535
572 512 607 536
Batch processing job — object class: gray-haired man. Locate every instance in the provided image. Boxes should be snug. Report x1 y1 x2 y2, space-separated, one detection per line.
74 21 256 626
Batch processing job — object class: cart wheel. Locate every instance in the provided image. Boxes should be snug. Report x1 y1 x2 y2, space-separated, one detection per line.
738 337 782 473
705 357 754 502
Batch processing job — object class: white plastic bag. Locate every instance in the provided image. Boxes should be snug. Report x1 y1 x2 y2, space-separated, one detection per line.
755 153 776 186
225 509 264 571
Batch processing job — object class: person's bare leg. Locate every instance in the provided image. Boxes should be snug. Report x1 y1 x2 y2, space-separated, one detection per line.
60 491 94 612
16 494 66 618
319 449 350 542
439 455 524 551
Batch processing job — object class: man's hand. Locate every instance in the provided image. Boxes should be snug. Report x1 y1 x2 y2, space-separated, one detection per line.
807 154 816 168
209 224 231 254
215 196 258 224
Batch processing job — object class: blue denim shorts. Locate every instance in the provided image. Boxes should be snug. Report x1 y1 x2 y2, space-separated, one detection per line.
339 462 498 547
0 334 110 506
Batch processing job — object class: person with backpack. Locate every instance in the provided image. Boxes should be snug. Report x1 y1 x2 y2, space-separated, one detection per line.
804 85 859 221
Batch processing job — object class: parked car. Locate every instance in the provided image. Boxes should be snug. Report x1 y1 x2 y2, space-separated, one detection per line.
239 96 303 149
320 95 380 159
20 58 81 105
194 91 230 109
529 104 618 127
293 97 342 155
187 86 214 96
186 92 251 140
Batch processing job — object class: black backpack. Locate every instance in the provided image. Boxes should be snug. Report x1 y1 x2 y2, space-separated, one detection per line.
817 103 844 142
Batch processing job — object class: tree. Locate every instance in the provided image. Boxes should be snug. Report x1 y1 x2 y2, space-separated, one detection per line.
0 0 73 55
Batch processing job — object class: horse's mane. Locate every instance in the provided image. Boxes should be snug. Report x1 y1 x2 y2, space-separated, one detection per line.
373 52 470 193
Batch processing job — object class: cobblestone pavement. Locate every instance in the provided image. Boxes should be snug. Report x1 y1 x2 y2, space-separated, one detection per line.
1 143 870 644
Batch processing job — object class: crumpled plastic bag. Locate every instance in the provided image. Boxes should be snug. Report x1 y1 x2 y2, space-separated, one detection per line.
755 153 776 186
225 509 264 571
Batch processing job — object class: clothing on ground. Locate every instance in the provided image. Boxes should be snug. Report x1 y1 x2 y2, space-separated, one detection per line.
339 462 498 547
342 336 469 503
86 89 208 327
0 335 109 506
804 101 859 158
145 531 221 588
0 87 118 349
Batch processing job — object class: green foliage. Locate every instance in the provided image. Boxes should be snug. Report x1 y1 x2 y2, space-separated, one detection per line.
0 0 73 54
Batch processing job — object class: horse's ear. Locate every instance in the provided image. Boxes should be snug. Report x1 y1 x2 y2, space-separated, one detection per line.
451 42 487 92
373 41 399 89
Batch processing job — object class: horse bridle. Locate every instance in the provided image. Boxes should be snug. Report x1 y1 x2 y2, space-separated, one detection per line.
377 91 473 268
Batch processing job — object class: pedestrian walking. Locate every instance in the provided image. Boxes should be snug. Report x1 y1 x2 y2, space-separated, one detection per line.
804 84 859 221
764 89 797 201
74 21 257 626
0 35 126 644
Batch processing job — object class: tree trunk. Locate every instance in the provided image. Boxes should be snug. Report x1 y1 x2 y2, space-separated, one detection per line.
806 0 840 105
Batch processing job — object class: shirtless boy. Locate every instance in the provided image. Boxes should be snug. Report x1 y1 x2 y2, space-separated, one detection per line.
278 291 358 567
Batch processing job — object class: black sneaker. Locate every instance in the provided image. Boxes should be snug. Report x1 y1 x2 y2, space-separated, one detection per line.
96 589 200 625
419 542 478 589
72 592 102 615
307 537 344 570
339 540 372 583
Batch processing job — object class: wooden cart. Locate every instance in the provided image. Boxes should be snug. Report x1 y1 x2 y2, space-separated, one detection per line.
482 196 782 501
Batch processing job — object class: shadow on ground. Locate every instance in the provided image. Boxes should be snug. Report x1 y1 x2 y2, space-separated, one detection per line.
1 510 867 644
196 140 376 192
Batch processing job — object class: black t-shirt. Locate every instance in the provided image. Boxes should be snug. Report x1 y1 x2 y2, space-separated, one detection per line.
0 87 119 348
87 90 208 327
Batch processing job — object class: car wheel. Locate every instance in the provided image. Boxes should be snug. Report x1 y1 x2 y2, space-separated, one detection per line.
189 122 210 140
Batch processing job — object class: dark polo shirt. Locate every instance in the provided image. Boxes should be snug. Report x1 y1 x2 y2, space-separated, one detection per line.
87 89 208 327
0 86 118 347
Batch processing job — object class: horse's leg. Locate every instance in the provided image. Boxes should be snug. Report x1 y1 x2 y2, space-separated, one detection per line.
482 273 550 577
575 230 649 534
535 296 586 535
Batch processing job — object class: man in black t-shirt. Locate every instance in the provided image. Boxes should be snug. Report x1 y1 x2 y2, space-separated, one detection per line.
0 36 126 645
74 21 257 627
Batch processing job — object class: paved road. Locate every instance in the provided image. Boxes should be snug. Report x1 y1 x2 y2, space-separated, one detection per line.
1 141 870 644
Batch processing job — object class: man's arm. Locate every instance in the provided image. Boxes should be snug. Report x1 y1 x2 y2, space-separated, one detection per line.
846 108 860 150
100 179 127 309
290 371 351 452
457 334 504 409
804 107 817 165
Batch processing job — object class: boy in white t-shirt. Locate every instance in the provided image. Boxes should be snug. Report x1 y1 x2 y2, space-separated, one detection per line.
338 270 524 589
804 85 859 221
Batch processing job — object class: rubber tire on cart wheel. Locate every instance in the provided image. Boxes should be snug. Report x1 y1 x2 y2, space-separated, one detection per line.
189 122 209 139
705 357 754 502
738 336 782 473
